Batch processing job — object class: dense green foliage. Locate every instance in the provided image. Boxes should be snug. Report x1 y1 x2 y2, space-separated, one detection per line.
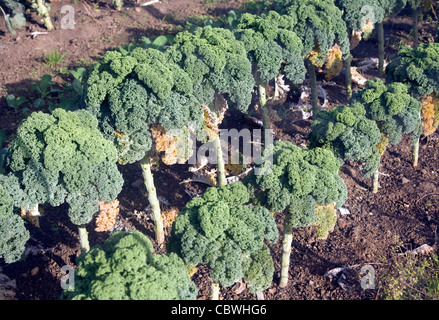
62 230 197 300
84 48 204 165
245 140 347 223
350 78 423 145
378 0 407 16
335 0 385 31
286 195 317 229
234 10 306 84
386 43 439 99
0 109 123 226
0 182 13 217
309 103 382 178
170 182 278 293
0 182 29 264
275 0 350 62
166 26 254 112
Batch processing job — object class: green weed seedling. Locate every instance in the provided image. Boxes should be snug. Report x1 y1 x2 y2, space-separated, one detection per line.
6 94 26 113
43 50 65 71
48 67 88 113
118 42 138 55
119 35 171 55
32 74 54 108
71 67 87 91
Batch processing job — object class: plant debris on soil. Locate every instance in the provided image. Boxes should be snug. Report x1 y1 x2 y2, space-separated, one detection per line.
0 0 438 301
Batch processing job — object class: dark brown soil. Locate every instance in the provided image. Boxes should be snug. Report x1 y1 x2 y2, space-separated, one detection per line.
0 0 438 301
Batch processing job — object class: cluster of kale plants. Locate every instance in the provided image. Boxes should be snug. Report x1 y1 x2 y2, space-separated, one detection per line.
1 0 438 301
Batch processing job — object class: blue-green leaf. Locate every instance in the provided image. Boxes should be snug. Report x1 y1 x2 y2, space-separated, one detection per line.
152 35 167 49
71 67 87 82
33 98 45 108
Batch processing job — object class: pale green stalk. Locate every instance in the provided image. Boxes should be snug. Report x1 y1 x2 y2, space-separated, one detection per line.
210 282 220 300
140 155 165 245
372 169 379 193
308 61 319 116
279 214 293 288
215 134 227 187
413 138 420 167
78 225 90 253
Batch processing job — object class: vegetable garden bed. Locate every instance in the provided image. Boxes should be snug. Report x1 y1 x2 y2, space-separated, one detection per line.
0 0 438 301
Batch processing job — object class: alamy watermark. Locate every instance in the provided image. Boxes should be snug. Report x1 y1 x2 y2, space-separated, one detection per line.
60 265 75 290
360 264 376 290
60 5 75 30
166 126 274 175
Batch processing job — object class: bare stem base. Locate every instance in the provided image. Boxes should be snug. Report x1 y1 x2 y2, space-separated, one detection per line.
140 156 165 246
279 219 293 288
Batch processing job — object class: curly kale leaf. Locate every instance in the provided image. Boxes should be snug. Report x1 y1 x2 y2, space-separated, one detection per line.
350 78 423 145
62 231 197 300
170 182 278 289
4 109 123 226
166 26 254 113
234 11 306 84
309 103 382 177
386 43 439 99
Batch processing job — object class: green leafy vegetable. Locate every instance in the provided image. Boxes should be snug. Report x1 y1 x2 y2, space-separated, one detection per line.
62 230 198 300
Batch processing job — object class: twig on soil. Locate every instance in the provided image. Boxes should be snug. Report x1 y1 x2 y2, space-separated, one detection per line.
80 0 98 23
347 262 387 268
415 192 439 212
180 171 217 186
354 184 368 192
139 0 160 6
226 167 254 184
430 3 437 20
158 14 167 26
30 31 48 39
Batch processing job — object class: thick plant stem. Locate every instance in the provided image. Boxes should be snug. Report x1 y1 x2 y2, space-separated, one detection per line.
377 21 385 75
259 83 270 131
344 53 352 99
372 169 379 193
215 134 227 187
210 282 220 300
345 27 353 99
279 217 293 288
35 0 53 30
413 138 420 167
308 61 319 116
78 225 90 253
211 90 227 187
413 6 419 50
140 155 165 246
